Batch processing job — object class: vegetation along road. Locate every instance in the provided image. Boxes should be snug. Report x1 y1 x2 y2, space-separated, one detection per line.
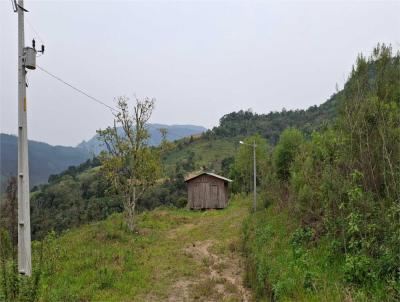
39 195 253 301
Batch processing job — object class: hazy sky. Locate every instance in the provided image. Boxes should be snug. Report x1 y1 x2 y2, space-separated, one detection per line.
1 1 399 146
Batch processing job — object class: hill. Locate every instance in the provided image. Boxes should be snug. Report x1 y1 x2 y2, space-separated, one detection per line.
77 123 207 155
0 124 206 190
241 46 400 301
163 136 238 175
26 85 341 240
161 89 341 175
3 46 397 302
211 89 340 144
0 133 90 190
9 195 357 301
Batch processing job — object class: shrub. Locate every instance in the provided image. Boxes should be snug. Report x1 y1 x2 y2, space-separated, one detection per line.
176 197 188 208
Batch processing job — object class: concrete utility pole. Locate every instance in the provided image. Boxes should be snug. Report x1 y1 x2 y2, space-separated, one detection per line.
239 140 257 212
17 0 31 276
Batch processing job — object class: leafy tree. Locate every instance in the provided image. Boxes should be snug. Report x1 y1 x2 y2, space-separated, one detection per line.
97 96 162 231
30 161 121 240
273 128 304 182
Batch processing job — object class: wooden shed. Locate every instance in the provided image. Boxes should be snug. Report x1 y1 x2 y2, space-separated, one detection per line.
185 172 232 210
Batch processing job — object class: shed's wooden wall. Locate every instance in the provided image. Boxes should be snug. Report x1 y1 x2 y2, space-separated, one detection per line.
187 175 228 209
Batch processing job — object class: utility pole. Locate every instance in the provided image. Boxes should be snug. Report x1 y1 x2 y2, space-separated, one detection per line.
15 0 44 276
239 140 257 212
253 140 257 212
17 0 32 276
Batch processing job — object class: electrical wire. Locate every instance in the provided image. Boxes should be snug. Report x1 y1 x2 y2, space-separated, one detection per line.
36 64 117 113
36 66 204 140
25 15 45 44
13 1 204 144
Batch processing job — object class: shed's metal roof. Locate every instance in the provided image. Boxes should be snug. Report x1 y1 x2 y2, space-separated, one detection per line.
185 172 233 183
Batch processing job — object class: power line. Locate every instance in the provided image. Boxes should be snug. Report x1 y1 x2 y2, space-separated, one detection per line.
36 66 205 140
36 64 117 113
25 15 45 44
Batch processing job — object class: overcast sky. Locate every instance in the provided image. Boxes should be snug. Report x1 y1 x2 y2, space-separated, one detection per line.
1 0 399 146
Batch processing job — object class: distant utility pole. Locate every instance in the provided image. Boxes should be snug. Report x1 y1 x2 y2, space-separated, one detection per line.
239 140 257 212
13 0 44 276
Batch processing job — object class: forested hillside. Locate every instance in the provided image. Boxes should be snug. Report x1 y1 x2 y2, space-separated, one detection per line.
0 134 90 190
240 45 400 301
210 88 339 144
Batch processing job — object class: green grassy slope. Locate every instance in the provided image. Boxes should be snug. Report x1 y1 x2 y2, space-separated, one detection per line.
39 195 252 301
36 195 365 302
163 137 238 174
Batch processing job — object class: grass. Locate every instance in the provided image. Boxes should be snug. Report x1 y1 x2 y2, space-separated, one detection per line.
190 277 224 300
38 195 251 301
242 205 346 301
19 190 393 301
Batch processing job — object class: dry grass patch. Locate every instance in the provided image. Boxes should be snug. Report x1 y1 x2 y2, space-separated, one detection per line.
190 277 224 301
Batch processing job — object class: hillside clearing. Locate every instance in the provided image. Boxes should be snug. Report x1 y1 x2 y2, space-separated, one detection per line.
163 137 237 173
40 195 252 301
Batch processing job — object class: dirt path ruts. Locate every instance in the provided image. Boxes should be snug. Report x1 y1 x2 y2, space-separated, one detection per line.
168 239 252 302
142 199 253 301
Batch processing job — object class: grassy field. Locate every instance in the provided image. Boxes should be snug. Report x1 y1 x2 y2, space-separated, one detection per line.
39 195 252 301
163 137 238 174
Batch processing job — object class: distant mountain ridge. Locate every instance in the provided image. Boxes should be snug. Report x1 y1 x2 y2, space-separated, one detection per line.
0 133 90 190
0 124 206 190
77 123 207 155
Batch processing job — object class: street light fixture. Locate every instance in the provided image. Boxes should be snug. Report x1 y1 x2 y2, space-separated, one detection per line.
239 140 257 212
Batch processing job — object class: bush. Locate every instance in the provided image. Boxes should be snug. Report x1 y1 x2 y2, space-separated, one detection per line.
176 197 188 208
243 45 400 300
344 254 376 285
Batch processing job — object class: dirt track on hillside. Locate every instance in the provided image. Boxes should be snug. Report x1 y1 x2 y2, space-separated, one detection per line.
142 200 253 302
167 239 252 302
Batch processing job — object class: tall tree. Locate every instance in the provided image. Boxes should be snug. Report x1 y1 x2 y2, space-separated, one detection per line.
97 96 161 231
